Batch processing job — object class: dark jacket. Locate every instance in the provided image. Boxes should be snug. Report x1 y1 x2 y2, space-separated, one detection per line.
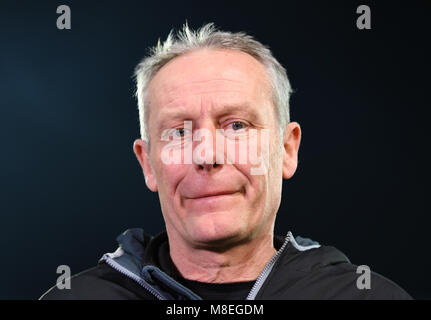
40 228 412 300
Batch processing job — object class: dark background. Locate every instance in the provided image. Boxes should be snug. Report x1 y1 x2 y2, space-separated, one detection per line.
1 0 429 299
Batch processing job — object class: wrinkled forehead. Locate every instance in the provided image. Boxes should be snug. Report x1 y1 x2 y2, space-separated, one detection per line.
146 48 272 108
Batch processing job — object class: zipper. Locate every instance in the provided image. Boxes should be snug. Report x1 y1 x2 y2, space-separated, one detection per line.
101 253 166 300
101 232 294 301
143 265 203 300
245 232 292 300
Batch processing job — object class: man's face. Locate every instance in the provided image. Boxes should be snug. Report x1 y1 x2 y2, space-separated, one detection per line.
134 49 300 248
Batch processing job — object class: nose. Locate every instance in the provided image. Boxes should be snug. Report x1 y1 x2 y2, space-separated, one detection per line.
198 161 221 172
192 121 223 173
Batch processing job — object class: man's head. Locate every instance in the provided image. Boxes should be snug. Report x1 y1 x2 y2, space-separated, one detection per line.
133 23 301 250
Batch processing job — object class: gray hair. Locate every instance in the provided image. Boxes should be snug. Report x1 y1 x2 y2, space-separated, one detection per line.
134 22 292 143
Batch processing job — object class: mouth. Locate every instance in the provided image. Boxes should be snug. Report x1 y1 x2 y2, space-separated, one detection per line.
188 191 239 200
183 190 242 209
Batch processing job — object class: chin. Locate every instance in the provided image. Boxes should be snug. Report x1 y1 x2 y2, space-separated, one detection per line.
186 212 247 248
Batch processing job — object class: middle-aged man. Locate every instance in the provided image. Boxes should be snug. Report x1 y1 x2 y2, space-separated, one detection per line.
40 23 412 300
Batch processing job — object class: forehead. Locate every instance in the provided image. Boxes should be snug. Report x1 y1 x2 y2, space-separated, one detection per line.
147 48 272 108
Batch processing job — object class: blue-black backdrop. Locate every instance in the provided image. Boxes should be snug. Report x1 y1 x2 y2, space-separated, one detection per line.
1 0 429 299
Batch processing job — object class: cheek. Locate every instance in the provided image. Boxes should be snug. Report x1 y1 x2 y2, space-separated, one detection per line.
154 163 190 225
235 162 266 204
232 130 272 178
156 163 187 195
236 135 283 206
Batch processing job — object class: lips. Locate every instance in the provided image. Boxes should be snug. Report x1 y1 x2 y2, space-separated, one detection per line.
183 190 241 210
186 190 239 200
181 187 244 211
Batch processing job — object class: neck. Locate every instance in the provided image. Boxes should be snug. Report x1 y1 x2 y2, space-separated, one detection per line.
168 231 277 283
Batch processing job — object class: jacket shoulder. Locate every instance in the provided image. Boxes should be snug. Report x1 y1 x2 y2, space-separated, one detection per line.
39 263 146 300
302 245 413 299
265 244 413 300
329 261 413 300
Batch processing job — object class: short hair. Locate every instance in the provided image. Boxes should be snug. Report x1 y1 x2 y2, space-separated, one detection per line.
134 22 292 143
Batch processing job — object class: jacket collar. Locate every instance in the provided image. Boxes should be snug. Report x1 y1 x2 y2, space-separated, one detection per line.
99 228 343 300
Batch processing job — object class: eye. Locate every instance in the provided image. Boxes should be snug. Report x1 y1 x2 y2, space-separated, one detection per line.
172 127 193 140
228 121 246 131
231 121 244 130
174 128 186 137
161 126 191 142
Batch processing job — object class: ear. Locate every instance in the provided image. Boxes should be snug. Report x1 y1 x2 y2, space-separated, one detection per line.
133 139 158 192
282 122 301 179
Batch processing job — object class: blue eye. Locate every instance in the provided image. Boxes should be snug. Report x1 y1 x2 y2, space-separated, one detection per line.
231 121 245 130
174 128 185 137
